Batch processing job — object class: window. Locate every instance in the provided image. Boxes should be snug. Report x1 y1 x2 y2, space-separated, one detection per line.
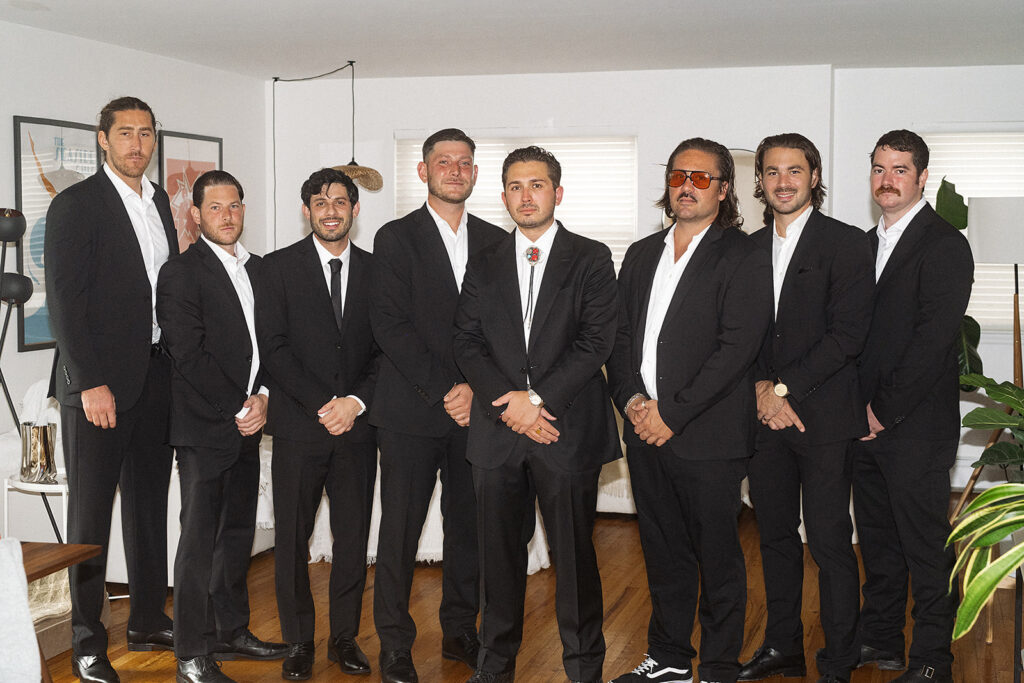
922 132 1024 328
395 136 637 271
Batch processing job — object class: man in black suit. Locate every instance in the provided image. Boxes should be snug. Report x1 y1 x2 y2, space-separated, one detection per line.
852 130 973 683
370 129 505 683
454 146 621 683
156 171 288 683
45 96 177 683
256 168 378 681
606 138 772 683
737 134 874 683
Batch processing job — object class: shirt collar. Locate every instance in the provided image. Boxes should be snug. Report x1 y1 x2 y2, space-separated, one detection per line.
201 234 249 268
877 197 928 242
515 222 559 261
664 222 711 255
312 234 350 269
103 162 154 203
772 204 813 242
425 201 468 238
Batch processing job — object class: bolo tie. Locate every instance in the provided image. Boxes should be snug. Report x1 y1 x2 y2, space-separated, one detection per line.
523 245 542 330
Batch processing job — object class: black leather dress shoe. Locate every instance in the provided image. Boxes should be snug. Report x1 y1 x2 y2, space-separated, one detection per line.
442 632 480 668
891 665 953 682
71 654 120 683
380 649 419 683
214 629 289 660
282 641 315 681
856 644 906 671
177 655 235 683
466 669 515 683
327 635 371 675
126 627 175 651
738 646 806 680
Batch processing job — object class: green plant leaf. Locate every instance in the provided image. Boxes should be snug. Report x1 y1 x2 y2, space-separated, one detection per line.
950 503 1024 545
973 441 1024 468
964 545 992 592
954 542 1024 639
961 373 999 390
936 177 969 230
982 382 1024 415
958 316 984 391
963 407 1024 431
972 511 1024 547
958 483 1024 516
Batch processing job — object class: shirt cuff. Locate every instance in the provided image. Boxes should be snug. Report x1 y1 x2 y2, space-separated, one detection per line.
346 395 366 416
235 405 250 420
257 385 269 397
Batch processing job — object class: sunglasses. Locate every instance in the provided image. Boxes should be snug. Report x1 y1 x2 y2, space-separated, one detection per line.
667 169 722 190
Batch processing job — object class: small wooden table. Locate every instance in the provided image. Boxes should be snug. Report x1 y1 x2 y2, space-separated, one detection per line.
20 542 101 683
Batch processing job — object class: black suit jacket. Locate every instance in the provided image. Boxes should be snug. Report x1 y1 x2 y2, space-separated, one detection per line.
857 202 973 440
256 234 378 444
45 170 178 410
751 209 874 445
453 224 621 472
156 238 263 449
369 204 506 437
607 222 772 460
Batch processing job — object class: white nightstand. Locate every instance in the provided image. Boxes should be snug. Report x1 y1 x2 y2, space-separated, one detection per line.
3 470 68 540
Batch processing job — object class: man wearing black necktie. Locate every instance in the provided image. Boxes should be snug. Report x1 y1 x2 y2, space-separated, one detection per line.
256 168 379 681
454 146 621 683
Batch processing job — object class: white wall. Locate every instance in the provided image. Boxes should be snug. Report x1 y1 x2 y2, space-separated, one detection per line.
0 21 267 433
270 65 834 249
833 65 1024 486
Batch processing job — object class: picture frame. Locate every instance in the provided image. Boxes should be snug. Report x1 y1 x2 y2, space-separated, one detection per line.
14 116 101 351
158 130 223 254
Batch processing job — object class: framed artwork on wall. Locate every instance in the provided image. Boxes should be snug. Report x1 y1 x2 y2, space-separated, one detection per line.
14 116 100 351
158 130 223 254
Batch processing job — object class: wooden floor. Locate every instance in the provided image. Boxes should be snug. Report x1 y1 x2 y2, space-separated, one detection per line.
47 507 1013 682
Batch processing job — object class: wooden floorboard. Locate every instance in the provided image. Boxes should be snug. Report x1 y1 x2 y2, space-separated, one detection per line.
47 507 1014 682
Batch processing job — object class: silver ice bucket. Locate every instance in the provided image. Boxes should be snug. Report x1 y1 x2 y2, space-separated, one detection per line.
20 422 57 484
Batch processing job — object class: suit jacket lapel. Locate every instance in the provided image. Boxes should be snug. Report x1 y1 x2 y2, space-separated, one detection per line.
194 238 251 353
300 235 341 335
493 234 527 355
341 247 366 338
662 223 725 326
776 209 821 318
876 205 932 290
154 187 179 255
630 232 667 368
528 224 573 352
97 171 149 279
415 205 461 298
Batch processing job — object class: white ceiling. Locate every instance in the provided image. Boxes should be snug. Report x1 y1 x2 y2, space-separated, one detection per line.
2 0 1022 80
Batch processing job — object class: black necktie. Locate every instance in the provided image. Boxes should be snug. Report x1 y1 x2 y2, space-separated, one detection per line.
329 258 343 329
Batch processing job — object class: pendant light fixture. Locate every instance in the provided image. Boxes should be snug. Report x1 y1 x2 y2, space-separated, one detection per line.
331 60 382 191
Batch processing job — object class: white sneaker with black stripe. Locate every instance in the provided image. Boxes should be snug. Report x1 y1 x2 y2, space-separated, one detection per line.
609 655 693 682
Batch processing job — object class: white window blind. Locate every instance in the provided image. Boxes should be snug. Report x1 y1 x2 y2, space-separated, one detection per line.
922 132 1024 328
395 136 637 271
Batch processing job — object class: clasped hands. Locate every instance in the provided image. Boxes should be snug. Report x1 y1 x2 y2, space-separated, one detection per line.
492 390 560 445
626 396 673 447
755 380 805 432
317 396 362 436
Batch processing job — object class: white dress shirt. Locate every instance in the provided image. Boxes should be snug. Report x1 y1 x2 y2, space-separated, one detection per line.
425 201 470 291
770 205 813 318
640 223 710 400
200 236 268 418
515 223 559 351
875 197 927 281
104 163 170 343
311 237 365 414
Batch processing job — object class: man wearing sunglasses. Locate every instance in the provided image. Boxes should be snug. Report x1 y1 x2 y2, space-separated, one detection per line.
739 134 873 683
608 138 772 683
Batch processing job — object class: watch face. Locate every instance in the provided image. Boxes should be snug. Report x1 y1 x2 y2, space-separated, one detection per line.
774 382 788 397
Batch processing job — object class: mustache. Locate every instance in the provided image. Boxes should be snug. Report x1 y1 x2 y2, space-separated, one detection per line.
674 191 696 202
875 185 901 197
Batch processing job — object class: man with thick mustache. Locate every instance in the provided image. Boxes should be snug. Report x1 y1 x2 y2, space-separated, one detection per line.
607 138 771 683
851 130 972 683
157 170 287 683
46 96 177 683
738 134 873 683
256 168 379 681
370 129 505 683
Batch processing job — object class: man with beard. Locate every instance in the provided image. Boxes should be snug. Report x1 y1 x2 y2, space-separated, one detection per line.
45 96 177 683
256 168 378 680
738 134 873 683
156 170 287 683
370 129 505 683
852 130 972 683
455 146 621 683
606 138 771 683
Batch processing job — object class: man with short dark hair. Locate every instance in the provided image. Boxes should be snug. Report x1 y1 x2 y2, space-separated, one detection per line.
607 138 771 683
371 128 505 683
46 96 177 683
257 168 379 681
738 134 873 683
157 170 287 683
455 145 621 683
852 130 973 683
